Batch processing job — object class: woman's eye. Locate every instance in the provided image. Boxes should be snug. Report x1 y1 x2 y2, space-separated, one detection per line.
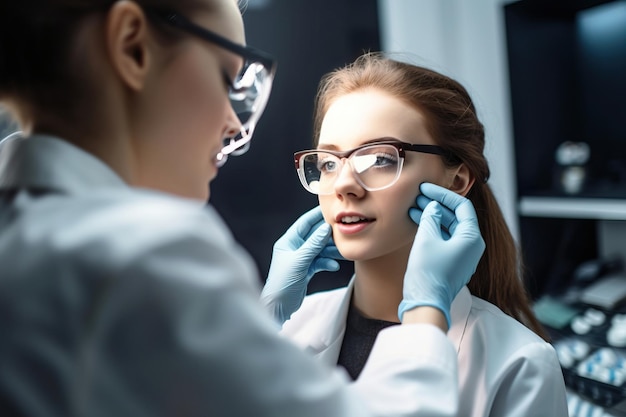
317 157 337 173
222 72 234 92
373 153 397 167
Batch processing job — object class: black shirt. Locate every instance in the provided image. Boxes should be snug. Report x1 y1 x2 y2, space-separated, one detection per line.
336 301 400 380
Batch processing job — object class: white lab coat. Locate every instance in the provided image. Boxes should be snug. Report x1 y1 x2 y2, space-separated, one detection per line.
0 134 462 417
282 278 569 417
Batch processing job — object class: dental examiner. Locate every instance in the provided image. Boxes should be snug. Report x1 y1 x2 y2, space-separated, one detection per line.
0 1 484 416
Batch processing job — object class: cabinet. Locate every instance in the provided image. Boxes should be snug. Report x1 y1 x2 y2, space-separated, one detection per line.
504 0 626 298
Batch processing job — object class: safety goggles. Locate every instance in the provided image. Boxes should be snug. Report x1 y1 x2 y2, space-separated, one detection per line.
150 10 277 166
294 140 450 195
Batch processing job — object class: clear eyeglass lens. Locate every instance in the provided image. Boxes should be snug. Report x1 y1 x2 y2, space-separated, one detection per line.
300 144 402 194
229 61 270 127
217 61 273 164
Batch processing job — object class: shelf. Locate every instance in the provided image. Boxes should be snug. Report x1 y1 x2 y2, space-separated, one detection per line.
519 196 626 220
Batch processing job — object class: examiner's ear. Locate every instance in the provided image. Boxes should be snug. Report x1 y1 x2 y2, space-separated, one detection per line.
105 2 151 91
449 163 475 197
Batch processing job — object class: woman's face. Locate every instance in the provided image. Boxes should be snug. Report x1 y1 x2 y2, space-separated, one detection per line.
136 0 244 201
317 88 457 261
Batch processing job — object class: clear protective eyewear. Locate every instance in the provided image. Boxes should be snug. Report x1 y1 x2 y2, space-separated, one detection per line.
0 131 22 154
294 139 451 195
149 10 277 166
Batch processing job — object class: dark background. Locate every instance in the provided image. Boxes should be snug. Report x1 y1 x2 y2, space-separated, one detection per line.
209 0 381 292
504 0 626 297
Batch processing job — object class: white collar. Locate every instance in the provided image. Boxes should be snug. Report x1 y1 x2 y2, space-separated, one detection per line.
343 277 472 352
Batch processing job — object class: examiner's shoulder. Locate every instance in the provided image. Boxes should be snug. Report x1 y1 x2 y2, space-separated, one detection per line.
14 188 240 270
81 188 229 237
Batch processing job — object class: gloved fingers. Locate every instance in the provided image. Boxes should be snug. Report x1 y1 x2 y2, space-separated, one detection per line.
311 258 341 274
299 222 332 256
414 201 443 241
449 198 484 250
416 194 431 211
453 197 480 228
295 207 332 243
414 194 456 234
302 218 328 241
408 207 423 225
319 244 345 261
411 207 452 240
276 207 326 250
420 182 468 213
292 206 326 238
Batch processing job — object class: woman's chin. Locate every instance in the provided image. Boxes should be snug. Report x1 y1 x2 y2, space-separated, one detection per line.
336 247 373 262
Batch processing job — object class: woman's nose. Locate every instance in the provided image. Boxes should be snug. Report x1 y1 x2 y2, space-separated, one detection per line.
333 159 366 198
222 107 242 139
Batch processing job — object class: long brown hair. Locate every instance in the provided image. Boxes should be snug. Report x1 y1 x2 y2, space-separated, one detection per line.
313 53 548 340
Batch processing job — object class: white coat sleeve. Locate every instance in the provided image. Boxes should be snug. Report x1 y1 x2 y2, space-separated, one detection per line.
354 324 460 417
78 208 459 417
489 342 569 416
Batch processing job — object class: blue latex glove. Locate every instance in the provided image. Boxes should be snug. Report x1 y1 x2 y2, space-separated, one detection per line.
261 206 344 324
410 194 457 240
398 183 486 327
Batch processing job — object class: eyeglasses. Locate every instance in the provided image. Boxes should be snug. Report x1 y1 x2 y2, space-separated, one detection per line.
148 10 277 165
294 139 451 195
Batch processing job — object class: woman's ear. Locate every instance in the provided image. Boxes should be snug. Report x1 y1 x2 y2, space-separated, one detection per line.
105 1 151 91
449 163 475 197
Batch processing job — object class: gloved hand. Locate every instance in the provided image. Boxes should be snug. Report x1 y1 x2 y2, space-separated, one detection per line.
261 206 344 325
398 183 486 327
410 194 458 240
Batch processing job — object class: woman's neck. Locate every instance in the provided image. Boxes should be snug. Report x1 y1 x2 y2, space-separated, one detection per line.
352 245 412 323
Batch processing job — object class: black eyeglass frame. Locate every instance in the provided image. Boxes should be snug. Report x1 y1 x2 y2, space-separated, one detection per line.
145 9 277 165
294 139 455 170
148 10 277 77
293 139 461 194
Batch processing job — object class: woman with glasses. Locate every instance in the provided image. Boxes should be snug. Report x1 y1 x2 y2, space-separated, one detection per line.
262 53 568 416
0 1 486 417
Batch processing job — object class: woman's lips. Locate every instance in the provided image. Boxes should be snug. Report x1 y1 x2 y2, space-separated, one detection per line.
334 212 375 235
335 221 374 235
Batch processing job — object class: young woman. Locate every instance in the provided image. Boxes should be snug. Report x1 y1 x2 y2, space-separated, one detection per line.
0 2 486 417
263 53 568 416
